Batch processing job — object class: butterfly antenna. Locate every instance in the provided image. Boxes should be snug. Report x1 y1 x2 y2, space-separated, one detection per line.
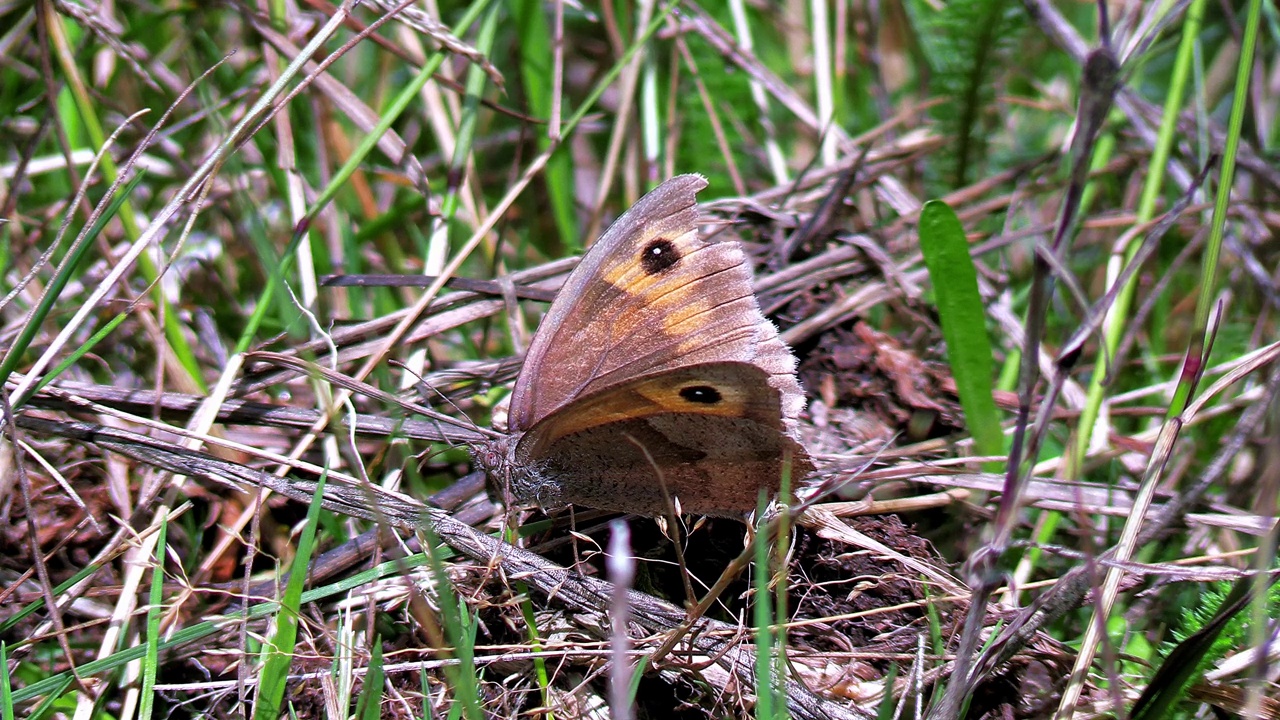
790 432 897 514
388 358 502 444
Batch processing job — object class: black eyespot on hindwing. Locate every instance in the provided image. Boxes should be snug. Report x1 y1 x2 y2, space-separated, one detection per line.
640 238 680 275
679 385 722 404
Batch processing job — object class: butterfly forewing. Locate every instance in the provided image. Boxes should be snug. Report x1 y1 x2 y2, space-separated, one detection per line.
508 175 802 432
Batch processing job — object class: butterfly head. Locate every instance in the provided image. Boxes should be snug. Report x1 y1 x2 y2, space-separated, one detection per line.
472 435 514 496
473 434 564 511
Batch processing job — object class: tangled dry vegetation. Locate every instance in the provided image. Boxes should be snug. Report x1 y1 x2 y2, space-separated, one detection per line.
2 1 1279 718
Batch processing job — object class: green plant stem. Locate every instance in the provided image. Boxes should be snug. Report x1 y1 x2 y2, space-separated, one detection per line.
46 5 204 389
1074 0 1206 461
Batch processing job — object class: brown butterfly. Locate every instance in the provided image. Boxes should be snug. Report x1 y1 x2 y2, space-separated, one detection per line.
475 175 811 518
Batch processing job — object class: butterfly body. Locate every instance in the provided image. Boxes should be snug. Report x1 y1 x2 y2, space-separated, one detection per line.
476 175 810 518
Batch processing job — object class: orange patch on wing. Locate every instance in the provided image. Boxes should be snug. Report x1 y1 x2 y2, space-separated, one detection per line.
658 292 714 333
528 366 775 447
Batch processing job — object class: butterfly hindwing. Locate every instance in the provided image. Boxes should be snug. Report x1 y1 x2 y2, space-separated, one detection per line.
512 363 812 517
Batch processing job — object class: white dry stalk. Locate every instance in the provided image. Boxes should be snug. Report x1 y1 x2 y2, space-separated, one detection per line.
587 0 659 242
608 520 636 720
809 0 837 167
728 0 789 184
73 508 167 720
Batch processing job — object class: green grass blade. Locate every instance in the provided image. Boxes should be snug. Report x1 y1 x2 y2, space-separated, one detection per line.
18 677 74 720
511 0 578 252
419 521 482 720
20 313 128 405
355 636 386 720
1192 0 1261 337
252 470 329 720
1 641 12 720
515 582 553 714
0 171 146 396
137 510 169 720
752 498 776 720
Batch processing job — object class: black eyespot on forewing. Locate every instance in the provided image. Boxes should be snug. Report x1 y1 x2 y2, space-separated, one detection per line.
640 238 680 275
679 385 722 404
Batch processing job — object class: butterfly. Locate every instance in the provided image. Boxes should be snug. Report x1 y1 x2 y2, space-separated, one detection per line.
474 175 810 518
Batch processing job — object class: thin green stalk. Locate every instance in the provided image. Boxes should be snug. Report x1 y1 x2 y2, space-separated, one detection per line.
442 3 501 221
137 510 169 720
18 677 73 720
771 459 796 717
516 582 554 719
1192 0 1259 336
1 642 12 720
46 5 203 387
1074 0 1207 461
253 471 329 720
511 0 578 250
419 521 482 720
303 0 494 226
752 507 776 720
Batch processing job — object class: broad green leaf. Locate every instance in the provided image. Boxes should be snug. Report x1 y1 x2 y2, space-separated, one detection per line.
919 200 1003 469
